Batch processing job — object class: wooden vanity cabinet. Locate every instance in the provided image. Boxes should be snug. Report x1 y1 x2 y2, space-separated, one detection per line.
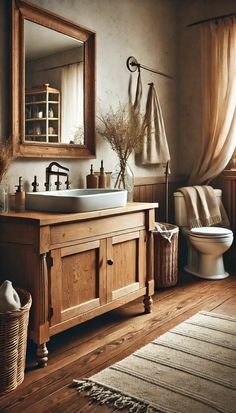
0 203 157 366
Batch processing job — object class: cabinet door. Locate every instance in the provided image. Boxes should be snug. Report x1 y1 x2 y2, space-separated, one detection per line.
107 230 146 302
50 239 106 326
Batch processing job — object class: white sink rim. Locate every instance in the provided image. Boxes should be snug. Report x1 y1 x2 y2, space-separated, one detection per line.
25 188 128 213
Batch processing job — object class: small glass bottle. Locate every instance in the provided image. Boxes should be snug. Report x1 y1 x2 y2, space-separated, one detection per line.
0 178 9 213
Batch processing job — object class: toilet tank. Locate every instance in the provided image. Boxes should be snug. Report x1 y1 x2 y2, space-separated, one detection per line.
173 189 222 227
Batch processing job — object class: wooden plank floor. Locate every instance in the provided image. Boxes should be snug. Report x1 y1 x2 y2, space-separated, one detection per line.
0 272 236 413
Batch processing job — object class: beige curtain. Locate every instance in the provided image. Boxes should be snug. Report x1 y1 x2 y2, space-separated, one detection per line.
189 17 236 185
61 62 84 144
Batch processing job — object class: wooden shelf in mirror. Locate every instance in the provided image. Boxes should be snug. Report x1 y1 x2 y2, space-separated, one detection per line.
25 84 60 144
11 0 96 159
26 101 59 105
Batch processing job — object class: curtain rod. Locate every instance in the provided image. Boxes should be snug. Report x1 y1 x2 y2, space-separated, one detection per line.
126 56 173 80
36 61 83 72
187 12 236 27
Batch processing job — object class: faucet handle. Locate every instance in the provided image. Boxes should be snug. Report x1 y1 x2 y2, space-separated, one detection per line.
55 177 62 190
44 181 51 191
65 176 71 189
32 176 39 192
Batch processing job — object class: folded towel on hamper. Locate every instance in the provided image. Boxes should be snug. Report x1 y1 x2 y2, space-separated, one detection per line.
0 280 21 312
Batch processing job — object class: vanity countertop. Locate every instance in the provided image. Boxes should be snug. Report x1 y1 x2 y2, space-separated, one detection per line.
0 202 159 226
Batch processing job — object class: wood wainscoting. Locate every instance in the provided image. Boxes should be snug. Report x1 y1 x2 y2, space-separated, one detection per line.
215 171 236 272
133 175 187 223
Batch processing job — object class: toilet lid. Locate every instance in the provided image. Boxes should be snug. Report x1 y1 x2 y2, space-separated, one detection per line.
191 227 232 237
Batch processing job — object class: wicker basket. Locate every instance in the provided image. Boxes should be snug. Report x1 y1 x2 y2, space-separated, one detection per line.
0 288 32 394
154 223 179 288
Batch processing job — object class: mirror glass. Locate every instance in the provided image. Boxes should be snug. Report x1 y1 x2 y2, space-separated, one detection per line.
25 20 84 146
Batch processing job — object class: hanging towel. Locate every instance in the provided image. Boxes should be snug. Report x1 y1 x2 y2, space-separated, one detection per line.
179 185 230 228
141 83 170 165
128 71 142 115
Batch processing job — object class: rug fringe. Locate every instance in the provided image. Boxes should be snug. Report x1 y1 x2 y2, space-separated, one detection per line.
72 379 158 412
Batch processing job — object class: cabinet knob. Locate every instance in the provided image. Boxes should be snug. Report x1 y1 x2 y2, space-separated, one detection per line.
107 259 113 266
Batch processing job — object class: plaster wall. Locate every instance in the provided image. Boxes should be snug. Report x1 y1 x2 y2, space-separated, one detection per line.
177 0 236 176
1 0 178 192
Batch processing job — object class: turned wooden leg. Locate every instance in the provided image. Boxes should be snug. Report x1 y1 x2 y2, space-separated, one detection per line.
37 343 48 367
143 295 153 314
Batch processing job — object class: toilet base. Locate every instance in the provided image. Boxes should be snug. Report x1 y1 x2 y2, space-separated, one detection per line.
184 265 230 280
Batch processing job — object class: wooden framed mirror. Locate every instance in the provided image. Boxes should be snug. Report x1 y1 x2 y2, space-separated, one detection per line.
11 0 96 158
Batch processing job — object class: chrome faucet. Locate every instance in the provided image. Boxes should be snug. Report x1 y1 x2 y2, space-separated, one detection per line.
45 162 70 191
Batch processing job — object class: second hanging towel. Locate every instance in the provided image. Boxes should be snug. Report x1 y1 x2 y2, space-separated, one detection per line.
141 83 170 165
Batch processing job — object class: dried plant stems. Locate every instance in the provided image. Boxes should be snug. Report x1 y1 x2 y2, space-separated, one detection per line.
98 105 145 158
114 168 125 189
97 103 147 188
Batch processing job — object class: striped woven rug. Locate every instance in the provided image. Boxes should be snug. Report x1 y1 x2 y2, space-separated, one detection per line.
73 311 236 413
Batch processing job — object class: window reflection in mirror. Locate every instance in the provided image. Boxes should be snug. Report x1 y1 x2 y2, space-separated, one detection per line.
25 20 84 146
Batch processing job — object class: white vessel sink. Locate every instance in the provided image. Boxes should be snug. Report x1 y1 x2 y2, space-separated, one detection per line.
25 188 127 213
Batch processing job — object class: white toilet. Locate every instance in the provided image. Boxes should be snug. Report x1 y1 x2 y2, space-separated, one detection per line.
174 189 234 280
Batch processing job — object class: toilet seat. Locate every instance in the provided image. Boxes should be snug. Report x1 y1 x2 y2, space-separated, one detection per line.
189 235 233 244
190 227 233 239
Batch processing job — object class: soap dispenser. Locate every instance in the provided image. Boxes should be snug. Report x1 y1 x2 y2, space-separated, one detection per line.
15 177 25 212
86 164 98 188
98 160 106 188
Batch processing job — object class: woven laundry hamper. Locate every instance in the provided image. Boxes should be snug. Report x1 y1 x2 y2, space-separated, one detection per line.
0 288 32 394
154 223 179 288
